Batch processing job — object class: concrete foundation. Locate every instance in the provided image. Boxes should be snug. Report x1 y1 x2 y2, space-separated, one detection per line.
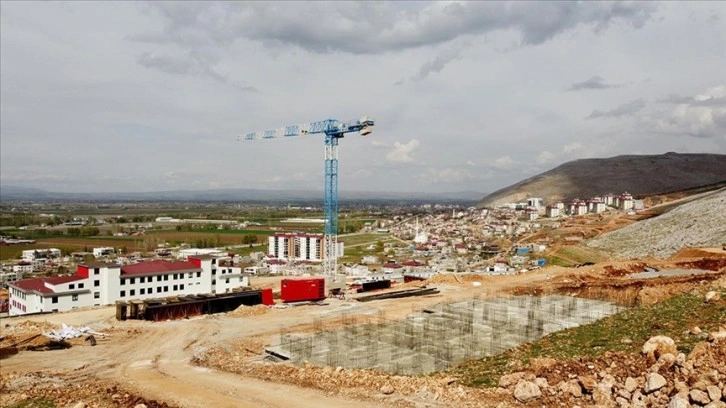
276 295 624 375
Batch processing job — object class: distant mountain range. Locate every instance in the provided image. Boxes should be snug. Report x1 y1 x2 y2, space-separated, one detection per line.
479 152 726 207
0 185 485 203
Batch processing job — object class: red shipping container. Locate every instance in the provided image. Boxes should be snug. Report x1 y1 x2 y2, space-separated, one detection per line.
261 288 274 306
281 278 326 303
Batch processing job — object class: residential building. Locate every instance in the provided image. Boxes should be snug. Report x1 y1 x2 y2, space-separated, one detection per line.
13 261 33 274
546 205 560 218
8 255 249 316
268 232 344 261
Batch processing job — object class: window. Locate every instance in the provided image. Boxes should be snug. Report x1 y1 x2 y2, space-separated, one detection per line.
163 286 168 292
130 278 135 284
180 284 184 290
130 289 135 296
78 283 84 289
94 268 100 275
226 278 230 284
212 259 216 265
157 287 162 293
188 273 193 278
212 279 216 285
196 271 201 278
69 284 75 290
52 296 58 304
163 275 169 281
157 276 162 282
94 292 100 299
120 290 126 297
140 288 145 295
173 285 178 291
94 280 100 287
212 270 216 276
72 294 79 301
120 279 125 286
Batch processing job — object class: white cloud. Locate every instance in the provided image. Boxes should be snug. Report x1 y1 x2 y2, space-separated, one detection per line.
537 150 556 164
493 156 514 168
386 139 420 163
563 143 584 154
370 140 388 148
651 85 726 139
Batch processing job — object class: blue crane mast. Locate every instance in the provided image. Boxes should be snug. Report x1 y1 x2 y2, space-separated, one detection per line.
239 116 375 276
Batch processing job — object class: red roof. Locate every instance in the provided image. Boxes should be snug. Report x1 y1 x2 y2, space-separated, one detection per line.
383 263 402 269
402 260 423 267
121 260 200 276
12 275 86 295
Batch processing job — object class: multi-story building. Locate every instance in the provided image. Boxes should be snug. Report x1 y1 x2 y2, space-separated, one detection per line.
268 233 343 261
7 255 249 316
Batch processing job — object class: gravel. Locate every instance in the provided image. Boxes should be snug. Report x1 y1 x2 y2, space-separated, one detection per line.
586 189 726 259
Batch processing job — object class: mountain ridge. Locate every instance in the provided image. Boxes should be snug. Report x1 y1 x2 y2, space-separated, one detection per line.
478 152 726 207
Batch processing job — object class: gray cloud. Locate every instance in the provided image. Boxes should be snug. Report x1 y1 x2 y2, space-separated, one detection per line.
410 48 462 82
659 93 726 107
567 76 624 91
589 99 646 119
135 2 658 55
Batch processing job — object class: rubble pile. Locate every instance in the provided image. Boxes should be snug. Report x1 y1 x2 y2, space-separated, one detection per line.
227 304 270 318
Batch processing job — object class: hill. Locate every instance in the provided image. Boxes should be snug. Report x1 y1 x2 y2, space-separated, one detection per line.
586 188 726 259
478 152 726 207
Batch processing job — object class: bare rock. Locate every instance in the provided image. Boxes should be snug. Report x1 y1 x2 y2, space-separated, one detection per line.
705 401 726 408
658 353 677 369
645 373 667 394
615 396 630 407
643 336 678 362
593 386 616 407
530 357 557 373
706 385 722 402
705 291 720 303
676 353 687 367
534 377 549 389
625 377 639 393
667 394 691 408
708 330 726 342
70 403 87 408
513 380 541 403
559 380 583 398
499 372 526 388
380 385 395 395
134 405 148 408
690 389 711 405
579 375 598 393
692 326 703 335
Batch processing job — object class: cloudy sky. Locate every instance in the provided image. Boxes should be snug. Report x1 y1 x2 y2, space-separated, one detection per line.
1 1 724 195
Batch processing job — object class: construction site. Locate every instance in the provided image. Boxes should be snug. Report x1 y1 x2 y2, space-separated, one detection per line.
274 294 623 375
2 250 725 408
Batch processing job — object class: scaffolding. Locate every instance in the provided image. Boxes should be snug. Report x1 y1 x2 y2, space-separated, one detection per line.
273 294 624 375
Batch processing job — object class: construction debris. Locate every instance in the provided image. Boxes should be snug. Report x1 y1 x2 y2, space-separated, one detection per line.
44 324 109 341
354 287 440 302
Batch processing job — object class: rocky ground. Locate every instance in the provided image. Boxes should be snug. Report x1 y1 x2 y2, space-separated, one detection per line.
587 189 726 259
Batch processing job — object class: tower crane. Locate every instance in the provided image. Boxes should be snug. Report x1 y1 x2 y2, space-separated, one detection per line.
238 116 375 276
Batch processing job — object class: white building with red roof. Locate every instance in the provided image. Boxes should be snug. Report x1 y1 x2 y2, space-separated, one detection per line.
8 255 249 316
